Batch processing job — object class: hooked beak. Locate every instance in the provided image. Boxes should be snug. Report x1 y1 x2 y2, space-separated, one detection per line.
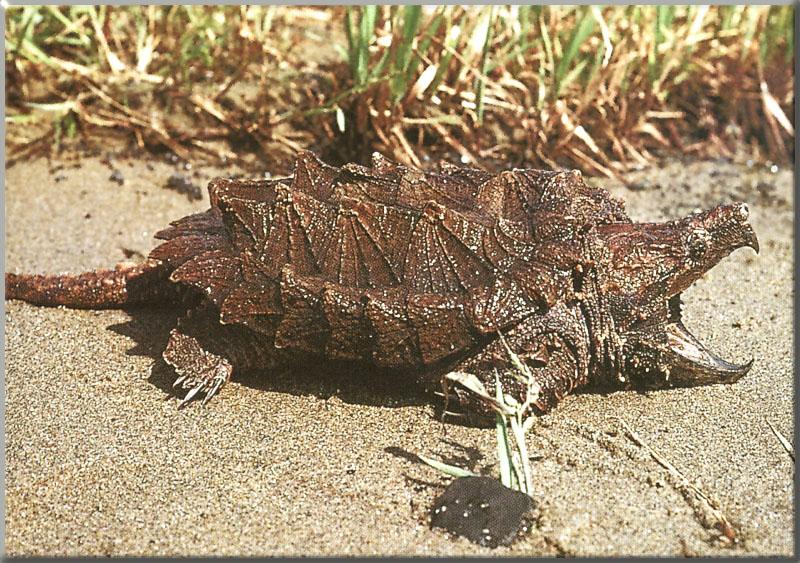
731 203 760 254
666 203 760 298
662 320 753 386
742 223 760 254
597 202 759 303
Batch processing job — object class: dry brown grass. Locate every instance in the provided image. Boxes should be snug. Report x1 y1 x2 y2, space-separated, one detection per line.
5 6 794 175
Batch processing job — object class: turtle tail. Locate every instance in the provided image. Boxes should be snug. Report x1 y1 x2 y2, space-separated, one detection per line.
5 259 185 309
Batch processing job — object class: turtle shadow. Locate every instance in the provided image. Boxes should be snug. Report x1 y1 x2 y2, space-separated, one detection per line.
107 308 431 411
106 310 639 420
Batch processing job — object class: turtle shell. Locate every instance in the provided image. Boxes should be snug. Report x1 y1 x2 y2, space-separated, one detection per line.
150 152 629 369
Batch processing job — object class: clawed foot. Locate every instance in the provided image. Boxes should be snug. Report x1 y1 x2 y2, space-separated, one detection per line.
163 328 233 408
172 362 231 408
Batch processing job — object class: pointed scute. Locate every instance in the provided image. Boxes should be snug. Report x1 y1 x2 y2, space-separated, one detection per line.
190 153 628 304
202 155 548 294
208 176 283 251
170 249 242 307
160 153 630 362
154 208 226 241
292 151 338 201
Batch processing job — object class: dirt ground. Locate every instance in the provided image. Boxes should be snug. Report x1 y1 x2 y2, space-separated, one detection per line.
4 151 794 556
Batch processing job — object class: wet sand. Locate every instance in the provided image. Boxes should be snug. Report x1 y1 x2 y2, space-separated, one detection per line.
4 153 794 556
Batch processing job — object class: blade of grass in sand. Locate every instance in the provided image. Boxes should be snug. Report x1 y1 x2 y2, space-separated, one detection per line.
494 372 515 489
417 454 477 478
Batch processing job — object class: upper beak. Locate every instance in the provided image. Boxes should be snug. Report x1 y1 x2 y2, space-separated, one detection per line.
743 223 760 254
727 202 759 254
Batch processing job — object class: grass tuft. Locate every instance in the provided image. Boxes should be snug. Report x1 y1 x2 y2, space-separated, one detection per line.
419 334 541 497
5 6 794 172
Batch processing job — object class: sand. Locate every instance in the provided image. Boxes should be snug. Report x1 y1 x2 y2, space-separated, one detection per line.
4 152 794 556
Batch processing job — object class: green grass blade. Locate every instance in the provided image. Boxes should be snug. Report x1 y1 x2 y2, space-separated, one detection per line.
496 330 533 382
494 372 515 489
6 113 42 124
761 5 793 66
391 5 422 103
406 8 443 87
558 58 589 93
495 412 514 489
367 47 391 81
44 6 75 34
359 5 378 85
539 11 554 83
344 6 356 70
359 5 378 42
10 6 41 54
433 20 456 92
510 417 534 496
349 5 378 86
18 37 55 66
554 6 595 97
428 11 464 96
517 5 533 52
417 454 477 478
652 5 677 88
719 5 734 31
655 5 675 47
475 6 495 123
415 9 443 57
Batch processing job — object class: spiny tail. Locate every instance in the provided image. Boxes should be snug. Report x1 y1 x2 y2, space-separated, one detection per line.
5 259 185 309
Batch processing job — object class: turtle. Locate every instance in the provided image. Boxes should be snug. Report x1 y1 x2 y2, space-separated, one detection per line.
5 152 759 416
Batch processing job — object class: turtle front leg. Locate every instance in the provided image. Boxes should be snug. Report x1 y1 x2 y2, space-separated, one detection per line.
162 303 280 407
445 303 591 421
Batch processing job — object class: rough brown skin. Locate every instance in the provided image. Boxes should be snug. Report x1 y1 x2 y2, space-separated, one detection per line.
5 152 759 415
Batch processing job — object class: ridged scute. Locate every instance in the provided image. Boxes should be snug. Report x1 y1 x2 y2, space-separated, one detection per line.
149 152 630 368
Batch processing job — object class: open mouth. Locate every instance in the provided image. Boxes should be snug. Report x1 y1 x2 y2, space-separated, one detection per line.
660 205 759 387
663 303 754 386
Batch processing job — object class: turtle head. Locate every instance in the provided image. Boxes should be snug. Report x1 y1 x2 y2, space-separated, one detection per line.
595 203 758 389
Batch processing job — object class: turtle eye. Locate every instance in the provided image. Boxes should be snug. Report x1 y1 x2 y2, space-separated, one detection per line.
687 229 709 255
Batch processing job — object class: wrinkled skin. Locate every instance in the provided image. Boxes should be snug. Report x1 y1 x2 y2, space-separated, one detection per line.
5 153 758 417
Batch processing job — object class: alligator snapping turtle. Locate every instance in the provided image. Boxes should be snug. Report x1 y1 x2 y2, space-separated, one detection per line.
6 152 759 415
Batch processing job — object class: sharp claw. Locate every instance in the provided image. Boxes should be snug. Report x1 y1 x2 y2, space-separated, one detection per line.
214 377 228 395
174 362 230 409
179 383 204 408
212 377 224 395
205 377 225 404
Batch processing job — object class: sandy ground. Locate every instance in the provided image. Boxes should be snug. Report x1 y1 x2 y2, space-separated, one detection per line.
4 152 794 556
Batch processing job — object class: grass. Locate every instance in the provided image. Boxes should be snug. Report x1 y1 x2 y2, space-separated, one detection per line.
5 5 795 174
766 418 795 462
420 333 542 497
